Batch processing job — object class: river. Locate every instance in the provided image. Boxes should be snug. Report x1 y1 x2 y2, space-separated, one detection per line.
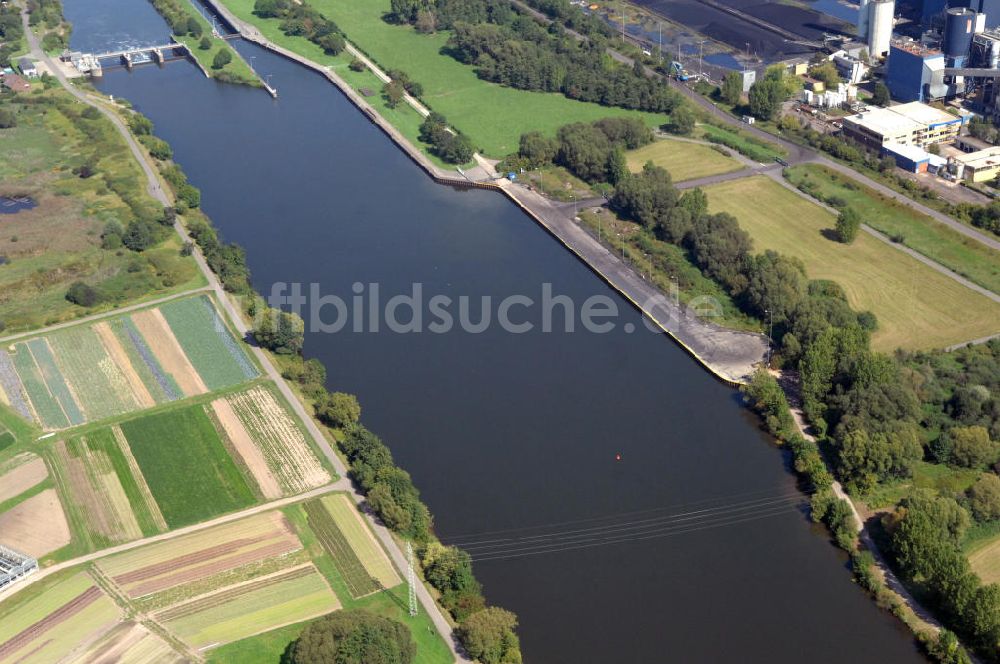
64 1 924 661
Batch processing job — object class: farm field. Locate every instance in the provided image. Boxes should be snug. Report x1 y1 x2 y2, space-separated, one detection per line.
0 87 203 333
785 164 1000 296
213 385 331 499
49 430 166 549
157 564 339 648
219 0 669 157
0 295 258 430
64 621 182 664
44 383 329 549
704 176 1000 352
0 571 120 664
626 139 743 182
93 511 341 651
119 405 257 528
97 512 304 600
306 494 400 598
0 453 48 504
0 488 70 558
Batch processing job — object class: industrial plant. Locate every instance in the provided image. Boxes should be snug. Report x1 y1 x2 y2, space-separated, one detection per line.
791 0 1000 182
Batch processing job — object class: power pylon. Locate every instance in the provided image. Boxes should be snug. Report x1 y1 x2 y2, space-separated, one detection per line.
407 542 418 617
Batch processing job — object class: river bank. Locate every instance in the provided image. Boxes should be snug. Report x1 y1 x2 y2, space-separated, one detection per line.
202 0 767 385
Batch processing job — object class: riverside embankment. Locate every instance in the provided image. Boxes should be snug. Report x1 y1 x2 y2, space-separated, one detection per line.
200 0 767 385
69 0 929 659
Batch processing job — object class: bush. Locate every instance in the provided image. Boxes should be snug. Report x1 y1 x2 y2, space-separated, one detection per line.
139 134 172 160
253 307 305 355
851 550 880 593
835 208 861 244
314 391 361 428
212 48 232 69
199 36 211 50
122 220 158 252
349 57 365 72
458 608 522 664
0 108 16 129
65 281 101 307
967 473 1000 522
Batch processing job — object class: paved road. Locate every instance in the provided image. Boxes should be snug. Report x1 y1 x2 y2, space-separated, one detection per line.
22 10 463 659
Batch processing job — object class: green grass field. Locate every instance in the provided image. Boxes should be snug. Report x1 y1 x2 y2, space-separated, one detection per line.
704 176 1000 352
626 139 742 182
786 164 1000 296
320 495 400 591
220 0 669 157
158 295 258 390
119 405 257 527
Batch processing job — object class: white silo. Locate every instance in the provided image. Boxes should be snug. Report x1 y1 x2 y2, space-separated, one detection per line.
857 0 870 40
868 0 895 58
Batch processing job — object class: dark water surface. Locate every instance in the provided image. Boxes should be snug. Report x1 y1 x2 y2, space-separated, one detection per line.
64 1 924 661
0 197 37 215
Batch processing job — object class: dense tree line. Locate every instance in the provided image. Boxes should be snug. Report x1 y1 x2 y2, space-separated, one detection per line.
254 0 345 55
952 201 1000 238
27 0 70 52
419 112 475 163
0 5 24 68
516 0 613 40
885 490 1000 655
148 0 205 40
389 0 680 114
288 610 415 664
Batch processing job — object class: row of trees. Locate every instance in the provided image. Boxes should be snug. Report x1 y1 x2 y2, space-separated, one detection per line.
390 0 681 113
254 0 345 55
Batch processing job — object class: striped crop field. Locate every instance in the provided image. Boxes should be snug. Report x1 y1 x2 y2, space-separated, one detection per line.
0 295 258 430
97 511 303 599
64 621 183 664
158 296 258 390
49 429 167 549
0 572 121 664
156 564 340 649
213 386 331 499
304 494 400 598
